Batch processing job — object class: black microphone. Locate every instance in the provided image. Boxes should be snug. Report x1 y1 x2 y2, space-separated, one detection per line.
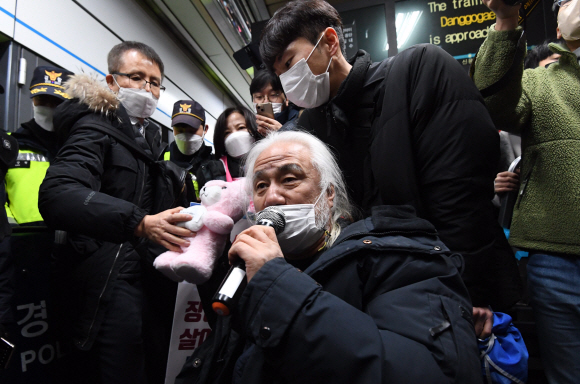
212 207 286 316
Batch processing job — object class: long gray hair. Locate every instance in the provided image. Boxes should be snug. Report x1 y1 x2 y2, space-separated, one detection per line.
244 131 354 247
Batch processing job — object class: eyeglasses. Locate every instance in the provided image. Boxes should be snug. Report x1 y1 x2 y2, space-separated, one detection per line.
112 72 166 94
252 92 283 103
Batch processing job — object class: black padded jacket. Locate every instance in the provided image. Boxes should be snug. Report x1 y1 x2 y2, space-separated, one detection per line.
296 47 521 309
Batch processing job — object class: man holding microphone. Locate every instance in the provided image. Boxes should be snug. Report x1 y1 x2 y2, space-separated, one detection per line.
177 131 482 384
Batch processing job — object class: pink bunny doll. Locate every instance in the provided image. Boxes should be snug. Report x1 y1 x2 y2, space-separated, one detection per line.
153 178 247 284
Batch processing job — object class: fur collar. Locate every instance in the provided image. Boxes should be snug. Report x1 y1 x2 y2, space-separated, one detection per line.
64 73 120 116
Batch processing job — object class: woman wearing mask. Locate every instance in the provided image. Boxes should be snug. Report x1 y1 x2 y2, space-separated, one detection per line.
213 106 261 181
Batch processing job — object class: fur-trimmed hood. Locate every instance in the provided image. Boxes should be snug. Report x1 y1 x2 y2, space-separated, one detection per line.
64 73 120 115
53 73 135 148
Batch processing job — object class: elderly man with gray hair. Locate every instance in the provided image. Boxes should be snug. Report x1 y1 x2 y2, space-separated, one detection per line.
177 131 482 384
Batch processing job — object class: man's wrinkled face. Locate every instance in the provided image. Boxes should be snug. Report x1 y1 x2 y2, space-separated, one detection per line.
272 36 330 77
253 142 320 211
252 141 323 212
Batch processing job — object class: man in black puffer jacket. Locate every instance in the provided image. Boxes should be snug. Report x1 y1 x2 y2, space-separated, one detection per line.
259 0 521 329
176 131 482 384
38 42 194 383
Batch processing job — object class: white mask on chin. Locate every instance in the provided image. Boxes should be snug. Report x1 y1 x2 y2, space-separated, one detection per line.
224 131 255 158
279 31 333 109
33 105 55 132
269 192 327 256
114 77 158 119
175 132 204 155
559 0 580 41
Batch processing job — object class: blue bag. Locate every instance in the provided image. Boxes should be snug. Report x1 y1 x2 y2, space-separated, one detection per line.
478 312 528 384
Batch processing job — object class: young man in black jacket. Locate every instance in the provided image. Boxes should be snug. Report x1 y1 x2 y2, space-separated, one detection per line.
177 130 482 384
38 42 194 383
259 0 521 335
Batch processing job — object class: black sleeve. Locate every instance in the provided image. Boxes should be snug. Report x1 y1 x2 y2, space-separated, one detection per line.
39 127 147 243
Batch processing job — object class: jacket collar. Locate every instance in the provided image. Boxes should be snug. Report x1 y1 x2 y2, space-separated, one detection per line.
55 74 150 150
304 205 442 276
549 43 580 69
169 141 212 168
314 51 372 137
331 50 372 112
335 205 438 245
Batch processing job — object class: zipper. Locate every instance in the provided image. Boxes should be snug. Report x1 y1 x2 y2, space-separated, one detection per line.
136 158 147 208
334 229 438 247
80 243 123 348
309 233 442 277
516 154 537 209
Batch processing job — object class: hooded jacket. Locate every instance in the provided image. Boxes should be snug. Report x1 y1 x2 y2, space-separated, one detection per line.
176 205 482 384
38 74 168 350
472 26 580 256
296 47 521 309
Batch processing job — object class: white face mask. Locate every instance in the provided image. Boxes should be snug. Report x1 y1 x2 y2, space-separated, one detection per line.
279 31 333 109
273 193 326 256
33 105 55 132
175 132 204 155
224 130 255 158
272 102 284 115
114 77 158 119
559 0 580 41
252 102 284 116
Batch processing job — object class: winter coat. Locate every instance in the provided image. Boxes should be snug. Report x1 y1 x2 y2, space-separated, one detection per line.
38 74 172 350
176 205 482 384
297 48 521 309
165 141 226 202
471 26 580 256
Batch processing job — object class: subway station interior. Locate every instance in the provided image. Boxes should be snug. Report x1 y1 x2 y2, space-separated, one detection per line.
0 0 572 383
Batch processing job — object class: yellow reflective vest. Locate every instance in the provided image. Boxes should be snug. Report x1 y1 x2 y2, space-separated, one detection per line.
164 151 200 199
5 149 50 224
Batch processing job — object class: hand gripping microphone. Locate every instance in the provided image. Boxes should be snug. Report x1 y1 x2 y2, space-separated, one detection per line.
212 207 286 316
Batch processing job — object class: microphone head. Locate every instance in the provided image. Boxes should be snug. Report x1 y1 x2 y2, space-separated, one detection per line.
256 206 286 235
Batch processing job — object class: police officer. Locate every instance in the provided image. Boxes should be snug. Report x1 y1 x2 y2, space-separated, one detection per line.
5 65 73 225
166 100 224 202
